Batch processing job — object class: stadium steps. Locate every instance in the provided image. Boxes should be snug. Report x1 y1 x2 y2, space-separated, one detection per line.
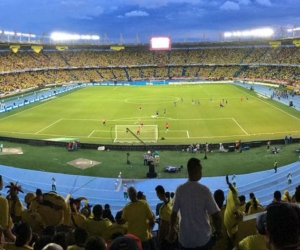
2 161 300 213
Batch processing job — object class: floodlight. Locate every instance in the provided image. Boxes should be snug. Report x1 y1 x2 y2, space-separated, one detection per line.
287 27 300 32
91 35 100 40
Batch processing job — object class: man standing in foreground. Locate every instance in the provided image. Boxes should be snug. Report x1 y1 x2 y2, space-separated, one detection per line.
168 157 222 250
122 186 156 250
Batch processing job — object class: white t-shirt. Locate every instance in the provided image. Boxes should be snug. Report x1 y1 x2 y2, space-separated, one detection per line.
172 180 220 248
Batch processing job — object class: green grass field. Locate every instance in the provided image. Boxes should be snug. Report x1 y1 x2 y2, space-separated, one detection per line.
0 84 299 144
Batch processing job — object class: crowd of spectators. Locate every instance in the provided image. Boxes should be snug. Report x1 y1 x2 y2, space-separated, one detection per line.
1 46 300 93
2 154 300 250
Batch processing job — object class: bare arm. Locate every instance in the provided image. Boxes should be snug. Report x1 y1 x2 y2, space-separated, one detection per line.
211 211 223 239
167 211 178 242
226 175 237 196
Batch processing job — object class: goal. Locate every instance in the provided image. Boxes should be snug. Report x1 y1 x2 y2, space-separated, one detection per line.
114 125 158 143
147 80 166 85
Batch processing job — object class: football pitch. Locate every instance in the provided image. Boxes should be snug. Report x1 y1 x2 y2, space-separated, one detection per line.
0 83 299 144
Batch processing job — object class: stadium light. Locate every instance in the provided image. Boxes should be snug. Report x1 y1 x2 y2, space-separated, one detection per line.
51 32 100 41
224 28 274 38
287 27 300 32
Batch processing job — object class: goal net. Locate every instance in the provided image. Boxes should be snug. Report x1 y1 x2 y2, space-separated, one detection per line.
114 125 158 143
147 80 166 85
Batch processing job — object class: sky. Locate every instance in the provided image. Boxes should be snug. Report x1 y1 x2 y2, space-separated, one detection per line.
0 0 300 44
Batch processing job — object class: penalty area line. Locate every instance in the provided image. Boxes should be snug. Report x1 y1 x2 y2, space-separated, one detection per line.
232 118 249 136
187 130 190 138
35 119 63 135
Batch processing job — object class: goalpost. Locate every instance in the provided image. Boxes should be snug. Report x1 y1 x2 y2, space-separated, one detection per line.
148 80 166 85
114 125 158 143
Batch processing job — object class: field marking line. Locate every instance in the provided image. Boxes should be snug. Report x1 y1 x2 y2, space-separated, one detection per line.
88 130 95 138
202 86 211 96
35 119 63 134
113 87 119 90
187 130 190 138
231 85 300 122
232 118 249 135
0 88 82 122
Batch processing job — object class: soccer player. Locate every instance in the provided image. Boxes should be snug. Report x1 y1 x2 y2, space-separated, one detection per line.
137 126 141 135
140 120 144 127
103 118 106 125
165 123 169 132
164 109 166 115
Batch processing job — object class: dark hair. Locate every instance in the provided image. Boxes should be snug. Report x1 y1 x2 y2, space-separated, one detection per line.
104 204 110 209
52 232 67 250
109 236 139 250
36 188 43 196
214 189 225 209
155 185 165 195
170 192 175 199
42 226 56 237
249 192 255 199
33 236 52 250
15 223 32 247
273 190 281 201
85 236 106 250
252 196 258 210
266 202 300 249
294 185 300 202
92 204 103 218
187 158 201 174
238 195 246 203
74 227 89 246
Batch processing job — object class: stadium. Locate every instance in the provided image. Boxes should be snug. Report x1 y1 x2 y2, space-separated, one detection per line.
1 30 300 249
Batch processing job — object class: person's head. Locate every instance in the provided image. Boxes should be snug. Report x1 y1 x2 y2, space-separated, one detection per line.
52 232 67 250
85 236 106 250
104 204 110 210
115 210 123 224
137 191 145 200
187 158 202 181
92 204 103 219
15 222 32 247
42 243 63 250
127 186 138 202
155 185 165 201
74 228 88 246
33 236 52 250
36 189 43 202
273 190 281 202
264 202 300 250
42 226 56 238
170 192 175 199
25 193 36 209
213 189 225 209
294 185 300 202
249 192 255 199
109 236 139 250
239 195 246 204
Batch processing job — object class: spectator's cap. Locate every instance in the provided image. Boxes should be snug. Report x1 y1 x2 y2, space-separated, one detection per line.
137 191 144 199
109 236 139 250
25 193 36 204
